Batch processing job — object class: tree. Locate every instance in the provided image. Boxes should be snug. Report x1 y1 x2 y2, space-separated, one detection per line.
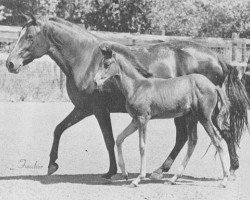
199 0 250 38
55 0 152 33
0 0 58 26
149 0 207 36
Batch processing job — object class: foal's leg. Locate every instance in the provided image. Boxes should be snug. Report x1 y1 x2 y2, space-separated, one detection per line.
131 123 148 187
116 119 138 179
168 118 198 184
48 107 92 175
201 120 229 187
150 116 188 180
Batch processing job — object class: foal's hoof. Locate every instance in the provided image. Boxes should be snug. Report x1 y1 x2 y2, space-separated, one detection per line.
229 173 236 181
122 173 129 181
47 163 59 175
165 179 177 185
150 171 163 180
101 171 117 180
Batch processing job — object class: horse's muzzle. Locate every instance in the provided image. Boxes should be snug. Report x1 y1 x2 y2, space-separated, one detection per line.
6 60 21 74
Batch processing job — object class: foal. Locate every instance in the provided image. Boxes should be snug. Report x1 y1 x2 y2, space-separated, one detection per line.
94 43 230 187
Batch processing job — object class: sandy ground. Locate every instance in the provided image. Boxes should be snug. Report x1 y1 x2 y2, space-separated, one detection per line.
0 102 249 200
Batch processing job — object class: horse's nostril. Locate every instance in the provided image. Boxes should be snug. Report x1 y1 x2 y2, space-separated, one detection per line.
8 62 14 70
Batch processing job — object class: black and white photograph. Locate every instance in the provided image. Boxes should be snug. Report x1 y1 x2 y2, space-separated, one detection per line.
0 0 249 199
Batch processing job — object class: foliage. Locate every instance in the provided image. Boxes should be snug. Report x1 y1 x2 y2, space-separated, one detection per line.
1 0 250 37
0 0 58 25
198 0 250 38
55 0 152 33
149 0 250 38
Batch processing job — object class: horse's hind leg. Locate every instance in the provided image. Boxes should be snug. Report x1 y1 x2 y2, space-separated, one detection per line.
201 120 229 187
48 107 92 175
212 113 239 180
223 133 239 180
167 117 198 184
150 116 188 180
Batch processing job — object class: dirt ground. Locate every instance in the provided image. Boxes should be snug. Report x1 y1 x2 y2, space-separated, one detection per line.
0 102 249 200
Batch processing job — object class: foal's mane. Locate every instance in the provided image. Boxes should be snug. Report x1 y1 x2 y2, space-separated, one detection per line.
109 43 153 78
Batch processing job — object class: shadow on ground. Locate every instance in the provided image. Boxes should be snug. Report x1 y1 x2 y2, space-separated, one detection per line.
0 173 221 186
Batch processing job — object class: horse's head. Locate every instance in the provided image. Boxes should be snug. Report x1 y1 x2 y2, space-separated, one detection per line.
6 14 50 73
94 43 120 89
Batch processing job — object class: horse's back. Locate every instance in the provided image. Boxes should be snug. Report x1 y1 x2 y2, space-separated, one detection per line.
131 40 225 85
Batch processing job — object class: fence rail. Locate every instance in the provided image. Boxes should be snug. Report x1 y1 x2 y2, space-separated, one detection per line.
1 25 250 63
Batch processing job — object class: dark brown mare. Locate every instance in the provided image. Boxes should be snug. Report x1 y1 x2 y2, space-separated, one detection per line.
6 15 249 180
94 43 230 187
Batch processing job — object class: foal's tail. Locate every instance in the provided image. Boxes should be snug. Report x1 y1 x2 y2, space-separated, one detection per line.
215 87 230 131
222 66 250 145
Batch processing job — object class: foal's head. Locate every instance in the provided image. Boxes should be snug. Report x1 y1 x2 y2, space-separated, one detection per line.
94 43 120 89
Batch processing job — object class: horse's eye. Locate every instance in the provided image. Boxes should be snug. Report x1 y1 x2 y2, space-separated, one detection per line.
26 34 33 41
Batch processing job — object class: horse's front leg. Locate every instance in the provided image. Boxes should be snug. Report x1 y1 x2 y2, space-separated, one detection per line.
131 122 148 187
48 107 92 175
116 119 138 179
94 107 118 179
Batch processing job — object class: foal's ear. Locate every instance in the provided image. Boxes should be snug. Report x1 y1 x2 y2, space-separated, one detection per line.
99 43 113 58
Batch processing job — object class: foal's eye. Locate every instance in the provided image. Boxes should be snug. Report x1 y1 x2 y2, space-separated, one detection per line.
103 62 110 69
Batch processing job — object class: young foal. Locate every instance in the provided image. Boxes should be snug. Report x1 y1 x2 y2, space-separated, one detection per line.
94 43 230 187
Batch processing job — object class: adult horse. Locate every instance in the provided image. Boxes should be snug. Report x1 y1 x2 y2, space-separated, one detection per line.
6 15 249 179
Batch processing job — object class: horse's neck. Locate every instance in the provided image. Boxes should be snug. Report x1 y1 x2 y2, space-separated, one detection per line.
116 57 145 99
46 24 99 89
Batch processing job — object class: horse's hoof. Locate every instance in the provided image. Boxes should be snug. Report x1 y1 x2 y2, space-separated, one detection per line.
101 171 117 179
129 182 138 188
47 163 59 175
150 171 163 180
164 180 176 185
218 183 226 188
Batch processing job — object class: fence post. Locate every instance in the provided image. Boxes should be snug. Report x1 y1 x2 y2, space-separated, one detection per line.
232 33 238 61
59 70 66 97
242 39 247 62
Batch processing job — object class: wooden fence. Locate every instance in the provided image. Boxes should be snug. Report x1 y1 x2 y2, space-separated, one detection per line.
1 25 250 63
0 25 249 101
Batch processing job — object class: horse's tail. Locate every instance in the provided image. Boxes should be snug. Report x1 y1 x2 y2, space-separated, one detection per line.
215 86 230 131
222 65 250 145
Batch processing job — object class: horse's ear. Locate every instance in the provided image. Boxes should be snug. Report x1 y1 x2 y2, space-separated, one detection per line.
99 43 113 58
29 14 37 24
21 13 37 25
21 13 31 22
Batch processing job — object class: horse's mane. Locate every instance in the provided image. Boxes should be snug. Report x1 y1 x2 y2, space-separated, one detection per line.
33 16 99 48
109 43 153 78
48 17 86 32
